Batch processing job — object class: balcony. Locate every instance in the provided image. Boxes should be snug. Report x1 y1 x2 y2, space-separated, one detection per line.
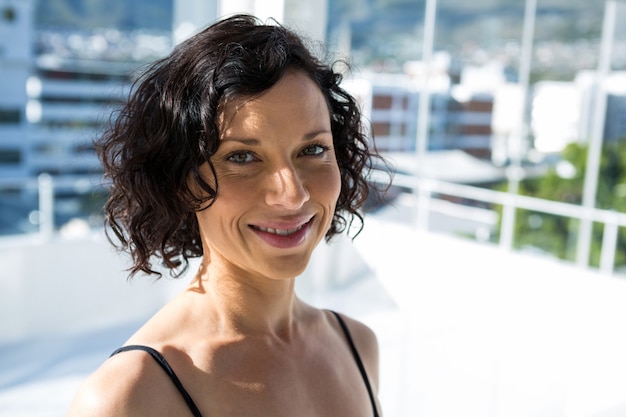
1 175 625 417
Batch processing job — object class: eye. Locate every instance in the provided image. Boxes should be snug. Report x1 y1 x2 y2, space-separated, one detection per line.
226 151 257 163
300 143 330 157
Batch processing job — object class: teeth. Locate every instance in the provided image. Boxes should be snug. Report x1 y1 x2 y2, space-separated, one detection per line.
256 223 305 236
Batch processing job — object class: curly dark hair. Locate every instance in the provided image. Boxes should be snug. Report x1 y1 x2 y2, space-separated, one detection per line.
98 14 381 277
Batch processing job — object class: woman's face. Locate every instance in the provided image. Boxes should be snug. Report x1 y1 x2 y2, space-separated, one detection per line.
197 70 341 280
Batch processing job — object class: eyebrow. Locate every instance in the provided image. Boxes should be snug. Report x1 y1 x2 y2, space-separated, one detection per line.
221 138 260 145
304 130 332 140
221 130 332 145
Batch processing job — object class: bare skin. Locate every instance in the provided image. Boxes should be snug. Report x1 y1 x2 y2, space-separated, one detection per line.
67 71 381 417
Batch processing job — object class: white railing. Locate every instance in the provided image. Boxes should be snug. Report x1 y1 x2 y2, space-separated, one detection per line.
373 170 626 276
3 171 625 275
0 174 106 240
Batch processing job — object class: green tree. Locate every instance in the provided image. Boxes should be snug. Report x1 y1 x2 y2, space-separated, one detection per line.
507 140 626 269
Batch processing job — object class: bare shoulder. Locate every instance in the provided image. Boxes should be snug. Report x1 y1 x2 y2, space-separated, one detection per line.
327 311 380 389
66 348 173 417
333 312 379 355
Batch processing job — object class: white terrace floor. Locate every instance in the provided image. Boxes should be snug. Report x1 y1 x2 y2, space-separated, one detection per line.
1 208 626 417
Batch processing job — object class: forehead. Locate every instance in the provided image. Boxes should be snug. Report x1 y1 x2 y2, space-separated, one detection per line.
218 71 330 136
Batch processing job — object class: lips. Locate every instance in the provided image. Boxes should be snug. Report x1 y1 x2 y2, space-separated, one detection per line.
253 223 307 236
249 217 314 249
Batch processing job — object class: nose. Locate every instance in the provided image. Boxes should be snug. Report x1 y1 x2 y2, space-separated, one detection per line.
264 164 310 209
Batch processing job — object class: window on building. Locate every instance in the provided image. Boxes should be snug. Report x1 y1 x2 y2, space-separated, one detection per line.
0 108 21 124
40 95 124 105
0 149 21 164
37 69 131 83
2 6 16 23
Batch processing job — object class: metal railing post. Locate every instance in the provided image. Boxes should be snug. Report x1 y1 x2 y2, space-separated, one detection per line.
577 0 617 268
415 178 432 231
600 213 619 275
499 193 517 251
38 173 54 239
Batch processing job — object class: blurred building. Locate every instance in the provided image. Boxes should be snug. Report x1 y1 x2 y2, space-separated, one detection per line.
532 70 626 153
0 0 329 188
364 62 626 162
359 56 500 160
597 72 626 144
0 0 171 189
0 0 33 179
365 72 449 153
531 81 582 154
25 59 134 181
3 0 625 196
605 92 626 143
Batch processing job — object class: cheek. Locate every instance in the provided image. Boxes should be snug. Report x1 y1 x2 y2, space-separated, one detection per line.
312 165 342 207
195 189 245 244
211 182 250 215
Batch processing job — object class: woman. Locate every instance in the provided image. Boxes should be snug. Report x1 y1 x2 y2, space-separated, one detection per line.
68 14 382 417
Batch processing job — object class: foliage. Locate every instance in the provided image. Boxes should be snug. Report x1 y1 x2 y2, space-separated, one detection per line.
503 140 626 268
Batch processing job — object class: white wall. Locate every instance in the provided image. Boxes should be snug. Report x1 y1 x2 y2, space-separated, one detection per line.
356 214 626 417
0 233 188 343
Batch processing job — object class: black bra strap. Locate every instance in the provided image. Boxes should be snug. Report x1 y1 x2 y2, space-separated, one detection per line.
110 345 203 417
330 311 380 417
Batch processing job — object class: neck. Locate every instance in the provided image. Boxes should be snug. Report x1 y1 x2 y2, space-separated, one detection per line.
188 260 302 339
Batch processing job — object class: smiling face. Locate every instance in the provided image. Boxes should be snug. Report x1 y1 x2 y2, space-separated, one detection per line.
196 70 341 281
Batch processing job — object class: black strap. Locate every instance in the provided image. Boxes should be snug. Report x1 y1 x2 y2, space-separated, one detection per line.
110 345 203 417
330 311 380 417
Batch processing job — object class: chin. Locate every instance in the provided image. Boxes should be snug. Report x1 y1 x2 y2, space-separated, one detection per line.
264 254 312 281
278 265 310 281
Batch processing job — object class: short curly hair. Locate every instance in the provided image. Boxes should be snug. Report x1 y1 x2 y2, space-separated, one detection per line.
98 14 379 277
